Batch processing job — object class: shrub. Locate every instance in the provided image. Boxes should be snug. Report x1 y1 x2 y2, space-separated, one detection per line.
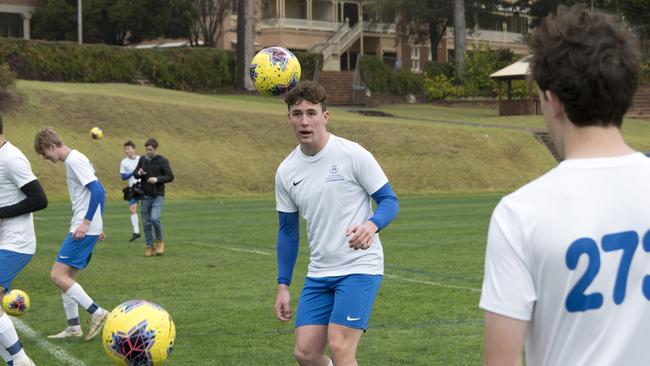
359 56 391 93
390 69 424 95
293 51 323 82
641 59 650 84
424 62 454 79
0 63 16 90
424 74 463 100
359 55 424 96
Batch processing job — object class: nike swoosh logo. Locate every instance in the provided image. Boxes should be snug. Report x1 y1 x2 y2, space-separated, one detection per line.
59 256 70 259
292 179 304 186
346 316 361 321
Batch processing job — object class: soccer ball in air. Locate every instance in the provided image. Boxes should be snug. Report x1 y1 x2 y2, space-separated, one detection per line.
2 289 30 317
103 300 176 366
249 46 301 96
90 127 103 140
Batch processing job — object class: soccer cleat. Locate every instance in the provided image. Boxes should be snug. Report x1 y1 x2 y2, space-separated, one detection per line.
154 240 165 256
84 309 108 341
145 246 154 257
47 327 83 339
13 356 36 366
128 233 141 242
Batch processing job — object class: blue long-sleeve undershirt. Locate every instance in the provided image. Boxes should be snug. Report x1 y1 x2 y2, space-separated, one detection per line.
368 182 399 231
121 172 133 180
84 180 106 221
276 211 300 286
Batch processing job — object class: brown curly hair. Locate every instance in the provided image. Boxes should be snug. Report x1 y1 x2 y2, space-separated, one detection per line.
529 5 640 127
284 81 328 112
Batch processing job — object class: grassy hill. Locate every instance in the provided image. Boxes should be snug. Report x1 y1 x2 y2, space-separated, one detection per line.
6 80 650 201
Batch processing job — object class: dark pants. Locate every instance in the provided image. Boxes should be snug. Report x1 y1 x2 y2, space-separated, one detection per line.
141 195 164 246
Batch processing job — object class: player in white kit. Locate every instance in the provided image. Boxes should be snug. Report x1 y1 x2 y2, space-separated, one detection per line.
34 128 109 342
274 81 399 366
480 5 648 366
119 140 141 241
0 116 47 366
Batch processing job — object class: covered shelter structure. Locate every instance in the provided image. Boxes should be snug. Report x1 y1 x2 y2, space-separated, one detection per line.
490 56 541 116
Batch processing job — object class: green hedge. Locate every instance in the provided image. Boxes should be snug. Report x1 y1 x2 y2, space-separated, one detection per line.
0 38 324 92
293 51 323 82
641 59 650 84
359 55 424 96
0 38 237 91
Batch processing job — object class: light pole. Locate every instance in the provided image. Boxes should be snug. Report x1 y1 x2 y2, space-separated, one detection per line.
78 0 82 44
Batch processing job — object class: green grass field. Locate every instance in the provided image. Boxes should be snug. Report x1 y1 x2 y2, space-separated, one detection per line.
5 81 650 365
13 195 497 365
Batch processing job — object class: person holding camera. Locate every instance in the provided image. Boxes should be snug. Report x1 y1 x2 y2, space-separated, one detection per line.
133 138 174 257
119 140 141 242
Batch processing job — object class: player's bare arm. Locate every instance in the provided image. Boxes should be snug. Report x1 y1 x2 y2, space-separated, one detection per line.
483 311 527 366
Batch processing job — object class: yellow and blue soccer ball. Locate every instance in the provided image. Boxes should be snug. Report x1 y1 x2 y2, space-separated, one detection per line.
103 300 176 366
90 127 103 140
2 289 30 317
249 46 301 96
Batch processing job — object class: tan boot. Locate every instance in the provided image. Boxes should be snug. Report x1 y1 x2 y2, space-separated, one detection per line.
144 246 154 257
154 240 165 256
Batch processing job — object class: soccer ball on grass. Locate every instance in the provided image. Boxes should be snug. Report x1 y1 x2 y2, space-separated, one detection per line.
103 300 176 366
249 46 301 96
90 127 103 140
1 289 30 317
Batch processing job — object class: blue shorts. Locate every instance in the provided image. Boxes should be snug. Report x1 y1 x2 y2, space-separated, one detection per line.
128 197 140 206
295 274 383 331
0 250 33 292
56 233 99 270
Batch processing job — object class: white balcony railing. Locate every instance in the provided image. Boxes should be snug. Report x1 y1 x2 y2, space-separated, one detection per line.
446 27 525 44
259 18 397 35
258 18 339 32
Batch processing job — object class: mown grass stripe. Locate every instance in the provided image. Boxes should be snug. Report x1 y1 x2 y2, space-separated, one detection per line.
12 317 87 366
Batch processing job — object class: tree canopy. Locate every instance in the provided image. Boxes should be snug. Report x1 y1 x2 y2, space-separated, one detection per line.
32 0 196 45
368 0 501 62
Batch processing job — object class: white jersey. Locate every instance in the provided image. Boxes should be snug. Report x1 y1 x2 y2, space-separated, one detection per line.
480 153 650 366
0 142 37 254
275 134 389 277
120 155 140 186
65 150 103 235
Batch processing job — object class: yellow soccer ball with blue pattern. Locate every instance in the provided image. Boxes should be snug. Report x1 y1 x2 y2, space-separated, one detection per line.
2 289 30 317
249 46 301 96
103 300 176 366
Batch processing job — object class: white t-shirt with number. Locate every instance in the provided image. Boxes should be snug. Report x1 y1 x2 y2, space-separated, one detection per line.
65 150 103 235
120 155 140 186
0 142 37 254
275 134 389 278
480 153 650 366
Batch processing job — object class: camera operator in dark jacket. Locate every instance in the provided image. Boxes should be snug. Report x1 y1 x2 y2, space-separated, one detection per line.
133 138 173 257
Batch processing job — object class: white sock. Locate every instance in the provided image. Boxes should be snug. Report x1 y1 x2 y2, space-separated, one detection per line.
0 314 26 361
65 283 100 314
0 346 10 363
61 293 80 330
327 359 333 366
130 213 139 234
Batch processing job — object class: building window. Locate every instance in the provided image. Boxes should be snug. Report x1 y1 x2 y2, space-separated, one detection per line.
410 46 420 72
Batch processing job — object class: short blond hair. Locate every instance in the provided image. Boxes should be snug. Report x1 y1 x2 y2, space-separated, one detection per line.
34 127 63 155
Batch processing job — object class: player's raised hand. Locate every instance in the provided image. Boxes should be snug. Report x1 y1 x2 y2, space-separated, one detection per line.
346 221 378 250
275 285 292 322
